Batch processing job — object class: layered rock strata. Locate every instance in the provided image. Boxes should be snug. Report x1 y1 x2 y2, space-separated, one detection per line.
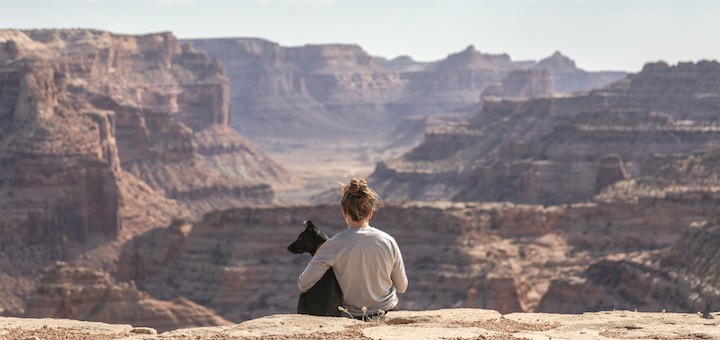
116 190 720 322
0 28 289 321
3 309 720 340
0 29 289 234
186 39 625 146
24 262 232 332
510 152 720 314
538 219 720 315
372 61 720 204
0 58 121 245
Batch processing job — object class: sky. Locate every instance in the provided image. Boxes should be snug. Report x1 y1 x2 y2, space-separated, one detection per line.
2 0 718 72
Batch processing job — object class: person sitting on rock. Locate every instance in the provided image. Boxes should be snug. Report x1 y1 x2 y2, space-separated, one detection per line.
297 178 408 319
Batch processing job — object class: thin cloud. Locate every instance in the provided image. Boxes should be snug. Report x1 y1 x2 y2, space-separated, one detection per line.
77 0 201 5
430 0 588 2
252 0 353 5
151 0 200 5
77 0 349 5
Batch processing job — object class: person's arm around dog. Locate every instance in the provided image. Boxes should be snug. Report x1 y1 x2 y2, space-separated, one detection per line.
297 242 336 293
298 178 408 317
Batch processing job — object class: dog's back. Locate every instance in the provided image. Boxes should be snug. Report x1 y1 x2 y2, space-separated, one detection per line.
287 220 343 316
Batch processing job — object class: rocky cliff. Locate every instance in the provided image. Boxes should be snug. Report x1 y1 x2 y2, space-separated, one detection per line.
0 57 121 245
24 262 232 332
3 28 718 332
3 308 720 340
0 29 291 232
0 28 290 321
114 187 720 322
537 217 720 315
185 39 626 147
3 30 290 215
372 61 720 204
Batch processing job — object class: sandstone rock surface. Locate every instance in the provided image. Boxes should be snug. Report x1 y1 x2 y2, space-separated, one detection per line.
0 28 289 320
115 193 720 323
2 308 720 339
24 262 232 332
0 29 289 227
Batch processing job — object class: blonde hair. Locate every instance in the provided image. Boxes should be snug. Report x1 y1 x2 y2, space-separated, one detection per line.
340 178 379 222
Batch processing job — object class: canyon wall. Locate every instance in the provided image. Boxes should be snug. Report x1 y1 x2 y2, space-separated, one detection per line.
0 29 290 241
114 188 720 322
2 28 718 330
24 262 232 332
0 57 121 245
371 61 720 204
0 29 291 318
186 39 625 146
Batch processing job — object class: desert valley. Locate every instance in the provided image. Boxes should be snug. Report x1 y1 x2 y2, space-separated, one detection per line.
1 28 720 339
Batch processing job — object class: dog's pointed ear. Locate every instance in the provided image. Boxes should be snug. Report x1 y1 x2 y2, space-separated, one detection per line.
304 220 315 229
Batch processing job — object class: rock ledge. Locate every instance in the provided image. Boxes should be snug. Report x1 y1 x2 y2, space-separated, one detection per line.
1 308 719 339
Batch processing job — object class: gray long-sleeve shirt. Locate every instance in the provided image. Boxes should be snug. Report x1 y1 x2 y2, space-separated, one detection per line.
297 225 408 316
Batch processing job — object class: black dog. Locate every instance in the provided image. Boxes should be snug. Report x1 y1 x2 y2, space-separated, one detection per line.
287 220 343 316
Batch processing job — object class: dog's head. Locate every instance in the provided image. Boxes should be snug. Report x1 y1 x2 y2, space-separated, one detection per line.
286 220 329 255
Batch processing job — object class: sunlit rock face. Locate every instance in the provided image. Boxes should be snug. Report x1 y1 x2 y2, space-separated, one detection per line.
0 29 292 244
0 56 121 245
0 29 290 317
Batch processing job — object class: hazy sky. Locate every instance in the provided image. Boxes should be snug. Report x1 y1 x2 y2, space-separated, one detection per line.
2 0 718 72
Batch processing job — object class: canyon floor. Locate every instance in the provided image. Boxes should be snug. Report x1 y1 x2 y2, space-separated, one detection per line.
2 308 718 340
267 142 382 204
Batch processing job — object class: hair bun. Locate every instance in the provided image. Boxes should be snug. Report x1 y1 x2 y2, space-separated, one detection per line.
347 179 368 196
340 178 379 222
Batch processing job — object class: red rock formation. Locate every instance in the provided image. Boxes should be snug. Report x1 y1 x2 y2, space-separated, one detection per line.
0 28 289 319
5 29 719 329
24 262 232 332
16 30 227 131
1 29 290 219
194 124 294 183
115 192 720 321
0 59 121 245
